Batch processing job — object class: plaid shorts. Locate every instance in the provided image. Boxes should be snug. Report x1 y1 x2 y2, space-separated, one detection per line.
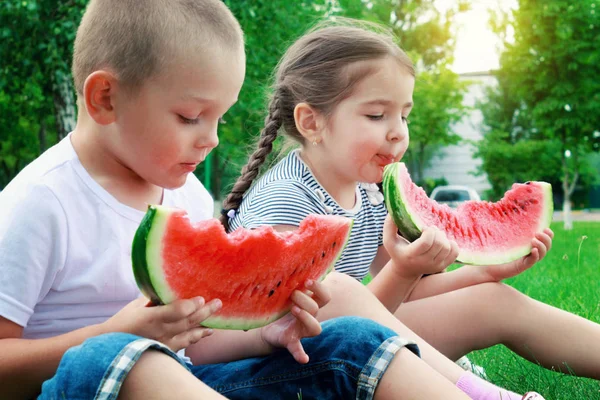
40 316 420 400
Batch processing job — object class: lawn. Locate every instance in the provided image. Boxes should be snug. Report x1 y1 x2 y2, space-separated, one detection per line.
463 221 600 399
362 221 600 399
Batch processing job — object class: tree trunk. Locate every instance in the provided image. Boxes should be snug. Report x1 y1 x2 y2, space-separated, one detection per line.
38 119 47 153
561 157 578 231
52 72 77 140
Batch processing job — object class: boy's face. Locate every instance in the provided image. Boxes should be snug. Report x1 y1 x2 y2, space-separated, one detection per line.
111 47 245 189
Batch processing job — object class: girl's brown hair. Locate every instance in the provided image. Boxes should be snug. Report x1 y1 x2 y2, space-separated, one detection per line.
221 19 414 230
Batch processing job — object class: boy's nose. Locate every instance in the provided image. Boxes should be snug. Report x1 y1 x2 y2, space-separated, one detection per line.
195 127 219 150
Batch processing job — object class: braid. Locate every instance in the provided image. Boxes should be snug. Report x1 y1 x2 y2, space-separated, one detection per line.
220 95 282 230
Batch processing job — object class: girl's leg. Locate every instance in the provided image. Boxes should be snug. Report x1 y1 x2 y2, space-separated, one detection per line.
321 273 541 399
395 281 600 379
119 350 226 400
375 347 469 399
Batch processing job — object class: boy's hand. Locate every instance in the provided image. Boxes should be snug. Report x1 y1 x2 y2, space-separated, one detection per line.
259 280 331 364
103 296 222 352
383 215 459 279
485 228 554 281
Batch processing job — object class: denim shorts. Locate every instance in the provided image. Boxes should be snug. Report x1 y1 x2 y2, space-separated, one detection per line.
39 316 419 400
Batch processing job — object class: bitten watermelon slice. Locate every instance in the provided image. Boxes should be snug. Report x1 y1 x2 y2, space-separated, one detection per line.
132 205 352 330
383 163 553 265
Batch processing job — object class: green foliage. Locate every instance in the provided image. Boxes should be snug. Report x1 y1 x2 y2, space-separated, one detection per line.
1 0 468 199
0 0 85 188
478 0 600 204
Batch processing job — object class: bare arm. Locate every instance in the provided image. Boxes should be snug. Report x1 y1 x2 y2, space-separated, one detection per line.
0 316 110 399
367 245 422 312
407 229 554 301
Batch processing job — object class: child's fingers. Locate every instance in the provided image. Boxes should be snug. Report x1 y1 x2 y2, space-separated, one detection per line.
171 327 214 351
305 280 331 309
407 227 436 255
186 299 222 327
158 297 204 323
536 231 552 253
431 234 452 263
544 228 554 239
290 290 319 316
446 240 460 264
286 339 309 364
291 306 322 337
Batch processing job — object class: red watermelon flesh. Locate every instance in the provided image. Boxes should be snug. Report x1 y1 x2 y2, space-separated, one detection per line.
383 163 553 265
132 205 352 330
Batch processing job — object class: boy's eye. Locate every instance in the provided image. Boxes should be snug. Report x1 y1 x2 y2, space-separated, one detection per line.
179 115 199 125
403 116 411 124
366 114 384 121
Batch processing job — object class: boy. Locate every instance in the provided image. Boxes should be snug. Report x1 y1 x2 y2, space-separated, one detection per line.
0 1 437 399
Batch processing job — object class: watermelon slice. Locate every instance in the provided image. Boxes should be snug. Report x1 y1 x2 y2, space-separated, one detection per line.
383 163 553 265
132 205 352 330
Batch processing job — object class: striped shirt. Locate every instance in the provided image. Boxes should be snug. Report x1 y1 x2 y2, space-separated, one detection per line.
229 150 387 281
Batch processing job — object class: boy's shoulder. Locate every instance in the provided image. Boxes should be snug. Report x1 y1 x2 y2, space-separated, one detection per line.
0 137 78 209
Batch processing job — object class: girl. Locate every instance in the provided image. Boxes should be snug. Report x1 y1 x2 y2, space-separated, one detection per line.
222 19 600 397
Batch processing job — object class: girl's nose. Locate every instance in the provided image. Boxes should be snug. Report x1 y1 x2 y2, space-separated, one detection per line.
387 119 408 142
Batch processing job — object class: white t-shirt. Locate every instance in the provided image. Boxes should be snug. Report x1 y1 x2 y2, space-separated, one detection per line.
0 135 214 339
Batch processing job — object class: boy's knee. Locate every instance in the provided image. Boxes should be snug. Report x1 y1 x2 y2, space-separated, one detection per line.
40 332 143 398
318 316 398 357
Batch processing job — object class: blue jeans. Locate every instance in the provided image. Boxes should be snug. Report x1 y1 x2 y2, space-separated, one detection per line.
39 316 419 400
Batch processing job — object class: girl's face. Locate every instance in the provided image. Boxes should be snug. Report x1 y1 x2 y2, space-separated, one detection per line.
319 57 414 185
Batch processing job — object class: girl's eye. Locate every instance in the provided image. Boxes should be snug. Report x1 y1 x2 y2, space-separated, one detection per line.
179 115 200 125
366 114 384 121
403 117 411 124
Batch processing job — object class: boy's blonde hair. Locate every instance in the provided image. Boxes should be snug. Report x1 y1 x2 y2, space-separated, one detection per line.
72 0 243 95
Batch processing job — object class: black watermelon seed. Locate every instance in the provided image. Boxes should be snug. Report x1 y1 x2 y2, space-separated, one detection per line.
277 281 281 287
322 251 326 258
525 181 531 185
332 241 336 248
268 289 275 297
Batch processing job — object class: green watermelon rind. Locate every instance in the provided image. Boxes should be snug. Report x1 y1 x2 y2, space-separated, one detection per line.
132 206 353 330
383 163 554 265
383 163 422 241
132 205 177 305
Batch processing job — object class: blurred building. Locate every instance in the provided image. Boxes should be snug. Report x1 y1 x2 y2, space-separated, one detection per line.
423 71 495 197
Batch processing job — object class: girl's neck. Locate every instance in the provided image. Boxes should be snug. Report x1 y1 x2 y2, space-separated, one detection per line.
71 123 163 211
298 149 357 210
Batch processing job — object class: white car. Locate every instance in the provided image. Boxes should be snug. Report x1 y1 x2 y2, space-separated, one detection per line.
430 185 481 208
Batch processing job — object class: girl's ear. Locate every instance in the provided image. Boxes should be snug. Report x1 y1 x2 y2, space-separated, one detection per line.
294 102 325 143
83 70 119 125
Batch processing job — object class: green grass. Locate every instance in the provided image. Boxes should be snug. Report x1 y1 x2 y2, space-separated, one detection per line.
465 222 600 399
363 222 600 398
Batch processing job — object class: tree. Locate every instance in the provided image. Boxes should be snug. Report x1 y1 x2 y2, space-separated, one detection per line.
481 0 600 228
0 0 85 187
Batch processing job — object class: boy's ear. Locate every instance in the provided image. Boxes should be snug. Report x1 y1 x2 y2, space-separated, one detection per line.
83 71 119 125
294 103 324 143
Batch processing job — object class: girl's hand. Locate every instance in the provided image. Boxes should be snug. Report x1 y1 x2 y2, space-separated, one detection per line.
259 279 331 364
103 296 222 352
486 228 554 281
383 215 459 279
